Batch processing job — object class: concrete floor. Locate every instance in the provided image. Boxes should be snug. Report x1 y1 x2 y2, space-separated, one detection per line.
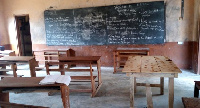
3 65 200 108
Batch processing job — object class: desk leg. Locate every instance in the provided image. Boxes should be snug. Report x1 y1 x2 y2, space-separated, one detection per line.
134 77 136 93
90 63 96 97
113 51 116 74
160 77 164 95
60 85 70 108
168 78 174 108
130 75 135 108
97 60 102 85
29 59 36 77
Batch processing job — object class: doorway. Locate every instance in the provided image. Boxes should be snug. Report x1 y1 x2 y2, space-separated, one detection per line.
15 15 33 56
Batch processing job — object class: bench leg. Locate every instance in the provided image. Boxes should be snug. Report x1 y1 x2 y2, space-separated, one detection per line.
90 63 96 97
194 83 199 98
130 75 135 108
146 83 153 108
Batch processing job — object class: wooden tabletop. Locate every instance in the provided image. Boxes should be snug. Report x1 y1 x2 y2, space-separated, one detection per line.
122 56 182 73
0 56 35 62
0 77 63 88
59 56 101 62
0 50 14 54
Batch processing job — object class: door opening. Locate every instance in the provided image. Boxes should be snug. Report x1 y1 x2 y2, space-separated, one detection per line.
15 15 33 56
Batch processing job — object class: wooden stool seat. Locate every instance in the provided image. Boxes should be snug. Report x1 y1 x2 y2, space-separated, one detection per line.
182 97 200 108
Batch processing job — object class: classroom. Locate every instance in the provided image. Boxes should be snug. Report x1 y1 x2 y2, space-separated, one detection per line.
0 0 200 108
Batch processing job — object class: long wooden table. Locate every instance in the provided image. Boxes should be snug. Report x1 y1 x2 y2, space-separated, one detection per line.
46 56 102 97
122 56 182 108
0 56 38 77
0 77 70 108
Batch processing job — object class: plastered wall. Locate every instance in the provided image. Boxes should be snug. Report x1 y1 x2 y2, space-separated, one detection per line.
0 1 9 45
0 0 196 45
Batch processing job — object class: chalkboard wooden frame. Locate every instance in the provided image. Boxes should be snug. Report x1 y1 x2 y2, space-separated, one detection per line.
44 1 165 46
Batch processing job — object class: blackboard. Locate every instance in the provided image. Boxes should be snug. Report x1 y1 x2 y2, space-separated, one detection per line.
44 1 165 46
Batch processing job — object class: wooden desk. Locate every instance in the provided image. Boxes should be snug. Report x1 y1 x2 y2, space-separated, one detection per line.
113 48 149 73
0 77 70 108
122 56 181 108
0 56 38 77
33 49 75 65
46 56 102 97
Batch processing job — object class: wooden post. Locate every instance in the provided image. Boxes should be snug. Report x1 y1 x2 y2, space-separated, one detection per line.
168 78 174 108
146 83 153 108
160 77 164 95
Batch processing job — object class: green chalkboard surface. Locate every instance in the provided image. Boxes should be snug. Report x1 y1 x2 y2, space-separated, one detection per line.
44 1 165 46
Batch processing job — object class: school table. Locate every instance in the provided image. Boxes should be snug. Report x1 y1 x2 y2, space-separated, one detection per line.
55 56 102 97
0 56 38 77
122 56 182 108
113 48 150 73
0 77 70 108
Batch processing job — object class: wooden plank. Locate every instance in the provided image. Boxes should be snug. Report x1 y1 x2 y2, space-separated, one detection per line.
0 75 23 78
130 75 135 108
146 83 153 108
48 68 93 72
70 89 92 92
136 83 160 87
127 73 177 78
0 69 13 71
71 76 97 80
141 56 160 73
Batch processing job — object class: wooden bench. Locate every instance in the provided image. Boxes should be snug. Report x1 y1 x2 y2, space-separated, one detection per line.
33 49 75 70
0 101 48 108
0 77 70 108
45 61 98 96
0 62 23 79
33 49 75 64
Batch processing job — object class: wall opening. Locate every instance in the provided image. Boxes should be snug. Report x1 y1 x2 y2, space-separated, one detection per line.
15 15 32 56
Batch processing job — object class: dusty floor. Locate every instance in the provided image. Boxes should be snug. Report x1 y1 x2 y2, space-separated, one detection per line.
3 65 200 108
